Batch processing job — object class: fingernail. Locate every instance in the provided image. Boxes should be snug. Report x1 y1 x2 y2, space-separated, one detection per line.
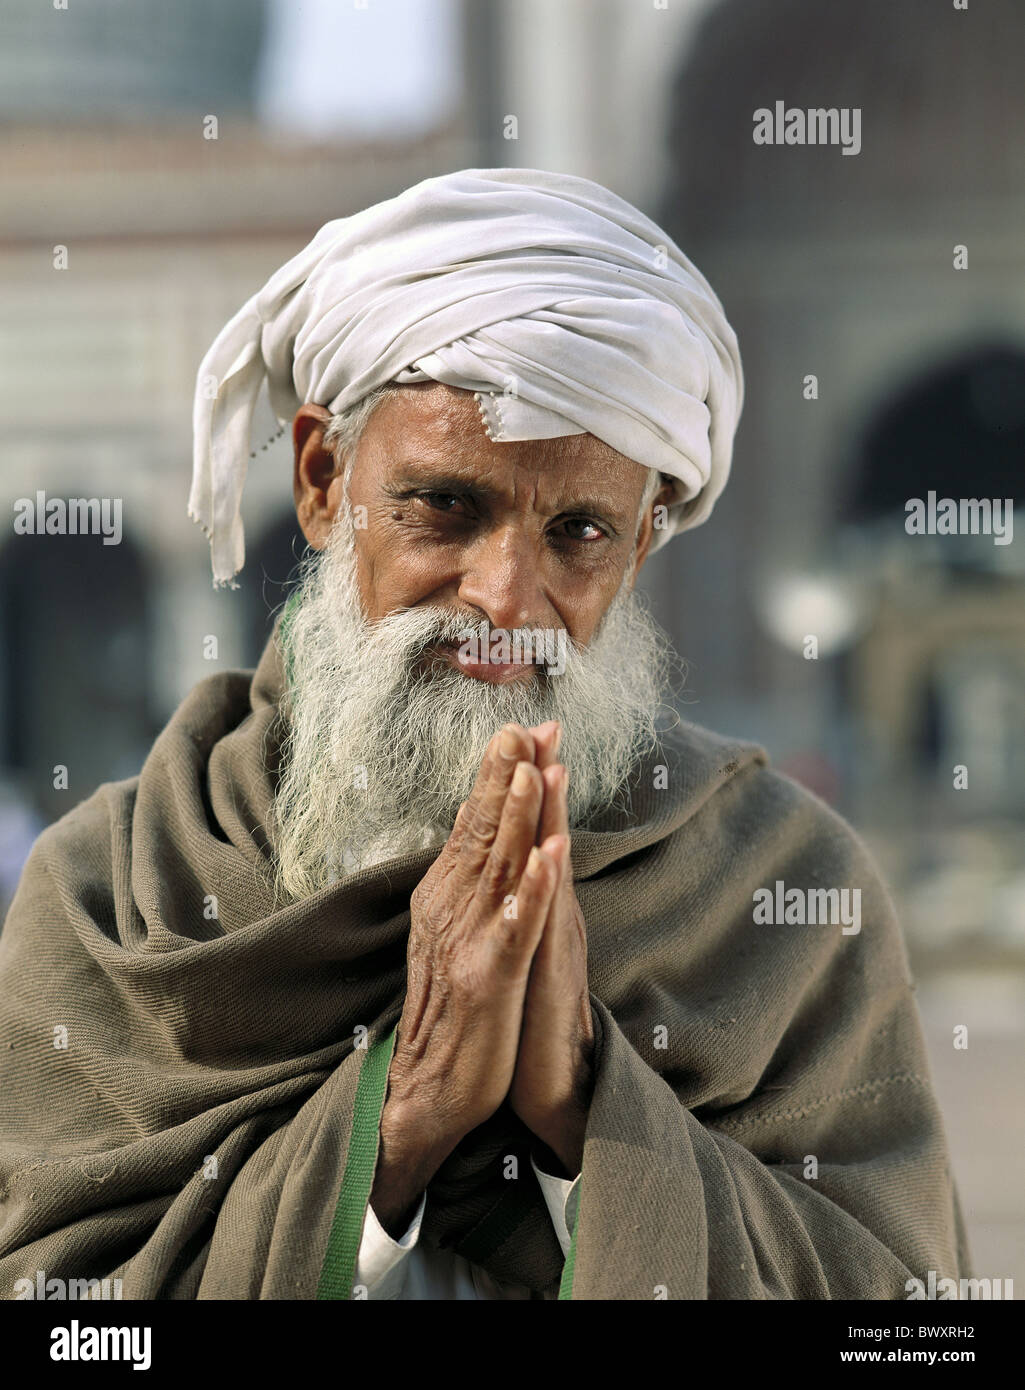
550 722 563 755
526 847 541 875
499 726 519 757
512 761 532 793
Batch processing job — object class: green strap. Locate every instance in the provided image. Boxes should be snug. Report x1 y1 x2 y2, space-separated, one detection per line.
314 1019 582 1299
277 588 303 689
316 1024 397 1300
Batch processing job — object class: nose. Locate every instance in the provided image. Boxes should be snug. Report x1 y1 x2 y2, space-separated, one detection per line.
455 526 550 631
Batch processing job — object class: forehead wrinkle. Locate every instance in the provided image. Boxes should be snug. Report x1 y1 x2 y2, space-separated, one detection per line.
373 385 644 525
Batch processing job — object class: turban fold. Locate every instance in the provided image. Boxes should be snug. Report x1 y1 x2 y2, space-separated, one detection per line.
190 167 744 587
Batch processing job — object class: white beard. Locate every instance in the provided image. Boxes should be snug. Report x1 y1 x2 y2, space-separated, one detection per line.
271 504 678 901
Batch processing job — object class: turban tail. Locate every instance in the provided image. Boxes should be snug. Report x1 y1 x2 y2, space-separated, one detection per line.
190 167 744 587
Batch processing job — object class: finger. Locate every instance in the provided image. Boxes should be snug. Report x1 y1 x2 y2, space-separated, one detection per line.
478 759 545 905
528 833 571 968
488 844 559 960
537 761 568 850
539 831 570 876
530 720 562 771
445 745 503 857
447 723 535 862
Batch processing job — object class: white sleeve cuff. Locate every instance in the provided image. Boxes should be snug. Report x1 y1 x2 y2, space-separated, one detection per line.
352 1190 427 1300
530 1153 581 1259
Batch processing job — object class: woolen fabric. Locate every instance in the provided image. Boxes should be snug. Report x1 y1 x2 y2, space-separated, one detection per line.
0 617 969 1298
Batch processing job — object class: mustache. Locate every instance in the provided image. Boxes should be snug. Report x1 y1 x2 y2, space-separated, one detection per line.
375 606 569 650
357 605 573 685
271 508 677 902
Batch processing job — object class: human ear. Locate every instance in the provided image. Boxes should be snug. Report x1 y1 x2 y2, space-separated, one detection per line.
628 480 674 587
292 404 337 549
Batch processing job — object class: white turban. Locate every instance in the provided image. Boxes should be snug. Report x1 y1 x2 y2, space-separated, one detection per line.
190 167 743 587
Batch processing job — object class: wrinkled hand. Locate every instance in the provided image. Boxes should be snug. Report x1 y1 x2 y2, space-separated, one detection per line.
508 720 595 1177
373 721 593 1238
371 723 566 1236
390 723 561 1138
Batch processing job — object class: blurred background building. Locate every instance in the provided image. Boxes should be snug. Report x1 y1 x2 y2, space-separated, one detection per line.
0 0 1021 1289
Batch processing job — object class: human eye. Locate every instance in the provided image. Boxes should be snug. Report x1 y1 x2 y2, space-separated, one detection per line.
418 491 466 514
556 516 609 542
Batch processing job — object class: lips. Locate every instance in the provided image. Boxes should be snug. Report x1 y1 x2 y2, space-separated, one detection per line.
432 641 535 684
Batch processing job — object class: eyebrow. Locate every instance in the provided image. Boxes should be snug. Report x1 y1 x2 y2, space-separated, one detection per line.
388 463 629 535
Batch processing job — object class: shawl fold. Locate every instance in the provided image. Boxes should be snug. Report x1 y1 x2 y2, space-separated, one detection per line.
0 619 970 1298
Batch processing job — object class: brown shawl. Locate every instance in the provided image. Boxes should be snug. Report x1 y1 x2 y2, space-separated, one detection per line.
0 616 970 1298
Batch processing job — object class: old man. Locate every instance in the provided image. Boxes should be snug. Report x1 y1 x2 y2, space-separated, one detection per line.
0 169 968 1300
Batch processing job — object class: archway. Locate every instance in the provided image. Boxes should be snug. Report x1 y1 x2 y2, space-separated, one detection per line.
0 523 155 831
845 343 1025 813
